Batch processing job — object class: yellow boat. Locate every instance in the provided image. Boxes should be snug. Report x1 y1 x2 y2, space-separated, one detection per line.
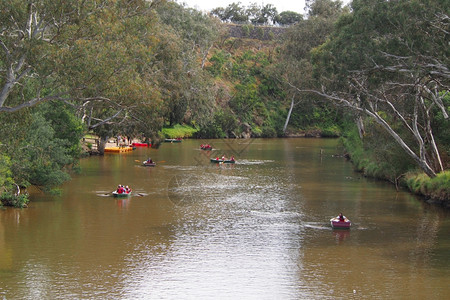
104 146 134 153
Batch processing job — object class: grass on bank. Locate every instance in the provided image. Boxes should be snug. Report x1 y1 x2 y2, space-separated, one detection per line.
161 124 198 139
405 171 450 202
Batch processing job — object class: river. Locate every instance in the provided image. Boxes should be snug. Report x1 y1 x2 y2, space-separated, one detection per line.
1 138 449 299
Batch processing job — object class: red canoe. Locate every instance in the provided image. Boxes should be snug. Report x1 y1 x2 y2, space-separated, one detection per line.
330 216 351 229
132 142 151 147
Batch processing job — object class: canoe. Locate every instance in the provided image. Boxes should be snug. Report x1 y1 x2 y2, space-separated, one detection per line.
112 191 131 197
164 139 182 143
104 146 134 153
210 158 236 164
142 161 156 167
132 142 151 147
330 216 351 229
200 146 212 150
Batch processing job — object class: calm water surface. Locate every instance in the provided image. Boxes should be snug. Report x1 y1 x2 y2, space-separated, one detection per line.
1 138 449 299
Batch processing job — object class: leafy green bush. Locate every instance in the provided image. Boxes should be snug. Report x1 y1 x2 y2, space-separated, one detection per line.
0 154 12 188
321 125 341 137
252 126 262 137
195 110 238 138
161 124 198 138
261 126 277 138
0 192 29 208
207 50 230 77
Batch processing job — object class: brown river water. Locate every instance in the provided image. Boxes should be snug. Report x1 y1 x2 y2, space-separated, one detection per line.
1 138 449 299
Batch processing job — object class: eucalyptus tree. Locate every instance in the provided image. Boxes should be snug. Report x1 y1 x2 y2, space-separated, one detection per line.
279 0 344 132
0 0 170 192
0 0 121 113
156 1 220 128
57 0 169 149
245 3 277 25
298 0 449 177
211 2 248 23
274 11 303 26
0 0 168 134
305 0 344 17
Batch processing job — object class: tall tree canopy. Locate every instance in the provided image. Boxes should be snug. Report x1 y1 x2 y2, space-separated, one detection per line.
278 0 345 131
300 0 449 177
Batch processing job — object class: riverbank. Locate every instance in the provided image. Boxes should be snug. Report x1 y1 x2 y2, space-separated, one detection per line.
405 171 450 208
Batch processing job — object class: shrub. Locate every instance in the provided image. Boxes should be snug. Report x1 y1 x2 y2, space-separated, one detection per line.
405 171 450 202
0 192 29 208
261 126 277 138
161 124 198 138
321 125 341 137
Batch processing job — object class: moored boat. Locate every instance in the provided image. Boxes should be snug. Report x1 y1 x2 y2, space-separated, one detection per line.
132 142 151 147
164 138 182 143
104 146 134 153
330 215 351 229
210 158 236 164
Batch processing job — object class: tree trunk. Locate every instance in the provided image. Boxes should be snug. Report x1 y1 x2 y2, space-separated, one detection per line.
283 94 295 134
98 136 108 155
369 109 437 178
356 115 365 139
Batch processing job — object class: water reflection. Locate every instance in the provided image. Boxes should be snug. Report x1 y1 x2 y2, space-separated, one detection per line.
332 229 350 243
0 139 449 299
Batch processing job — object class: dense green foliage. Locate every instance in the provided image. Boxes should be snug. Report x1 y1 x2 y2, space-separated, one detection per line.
211 2 298 25
0 103 83 206
161 124 198 139
0 0 448 205
201 41 287 138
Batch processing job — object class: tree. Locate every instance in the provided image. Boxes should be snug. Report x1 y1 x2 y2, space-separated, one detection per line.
278 0 344 132
0 101 83 198
211 2 248 23
301 0 449 177
0 1 169 137
306 0 344 17
156 2 220 127
274 11 303 26
0 0 103 112
246 3 278 25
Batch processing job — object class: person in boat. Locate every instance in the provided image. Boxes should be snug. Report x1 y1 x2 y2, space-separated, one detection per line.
117 185 124 194
230 156 235 162
339 213 345 222
146 158 153 163
125 186 131 193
